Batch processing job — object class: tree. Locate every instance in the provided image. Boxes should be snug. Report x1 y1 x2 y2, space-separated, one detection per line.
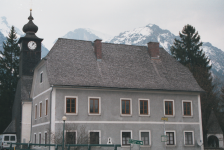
170 24 218 146
0 26 20 133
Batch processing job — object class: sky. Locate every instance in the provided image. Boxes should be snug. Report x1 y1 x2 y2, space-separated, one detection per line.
0 0 224 51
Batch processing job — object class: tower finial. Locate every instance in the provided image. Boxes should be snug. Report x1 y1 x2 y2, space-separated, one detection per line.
28 9 34 20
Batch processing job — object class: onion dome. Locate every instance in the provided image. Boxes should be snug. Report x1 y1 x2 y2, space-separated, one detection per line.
22 9 38 33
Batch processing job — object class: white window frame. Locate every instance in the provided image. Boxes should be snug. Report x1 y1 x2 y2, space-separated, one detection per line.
163 99 175 117
182 100 193 117
65 130 77 144
45 99 48 116
39 132 41 147
44 131 47 146
35 104 37 120
138 99 150 116
120 98 132 116
165 130 176 147
39 101 42 118
34 133 37 147
120 130 133 147
183 131 194 146
40 71 43 84
64 96 78 115
88 97 101 115
139 130 151 147
88 130 101 144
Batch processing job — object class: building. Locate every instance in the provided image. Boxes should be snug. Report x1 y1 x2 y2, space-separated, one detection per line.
5 11 204 150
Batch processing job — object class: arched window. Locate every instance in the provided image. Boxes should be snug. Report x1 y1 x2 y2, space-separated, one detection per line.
208 135 219 148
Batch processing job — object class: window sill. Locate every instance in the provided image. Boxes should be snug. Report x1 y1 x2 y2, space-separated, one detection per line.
65 113 78 115
183 115 193 118
166 144 176 147
139 114 150 117
164 115 175 118
120 114 132 117
88 113 101 116
184 144 194 146
140 145 151 147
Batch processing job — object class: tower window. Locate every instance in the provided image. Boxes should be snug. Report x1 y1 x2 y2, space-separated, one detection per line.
40 72 43 83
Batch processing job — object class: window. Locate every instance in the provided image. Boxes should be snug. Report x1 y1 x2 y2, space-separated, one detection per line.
139 130 151 146
45 99 48 116
89 130 101 144
182 100 193 117
121 131 131 146
34 134 36 144
44 132 47 145
35 104 37 119
4 136 9 141
139 99 150 116
40 72 43 83
88 97 101 115
120 98 132 116
66 98 76 113
184 131 194 146
164 100 175 117
90 98 99 113
39 102 42 118
65 96 78 115
10 136 15 141
66 132 76 144
39 133 41 145
165 131 176 146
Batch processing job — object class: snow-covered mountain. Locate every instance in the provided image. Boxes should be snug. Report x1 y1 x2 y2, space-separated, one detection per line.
0 16 49 58
58 28 113 42
108 24 224 79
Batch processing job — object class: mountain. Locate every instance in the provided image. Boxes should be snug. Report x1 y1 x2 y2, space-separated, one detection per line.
59 28 112 42
0 16 49 58
108 24 224 80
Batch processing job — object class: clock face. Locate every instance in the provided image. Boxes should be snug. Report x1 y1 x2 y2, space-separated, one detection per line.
28 41 37 50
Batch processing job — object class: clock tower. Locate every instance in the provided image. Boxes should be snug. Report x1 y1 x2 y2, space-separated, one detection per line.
18 9 43 76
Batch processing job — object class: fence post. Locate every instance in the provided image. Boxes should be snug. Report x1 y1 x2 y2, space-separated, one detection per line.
27 143 30 149
9 143 12 150
67 145 70 150
88 144 91 150
55 144 57 150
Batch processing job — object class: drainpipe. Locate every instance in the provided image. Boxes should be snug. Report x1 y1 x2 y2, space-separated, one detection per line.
29 96 33 143
49 86 54 150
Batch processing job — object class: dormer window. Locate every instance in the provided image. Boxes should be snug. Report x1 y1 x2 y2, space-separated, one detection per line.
40 72 43 83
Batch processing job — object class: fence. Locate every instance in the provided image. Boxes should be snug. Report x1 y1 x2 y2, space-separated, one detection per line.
6 143 121 150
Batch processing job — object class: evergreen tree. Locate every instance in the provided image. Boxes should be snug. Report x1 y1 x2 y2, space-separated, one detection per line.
0 26 20 133
170 24 218 146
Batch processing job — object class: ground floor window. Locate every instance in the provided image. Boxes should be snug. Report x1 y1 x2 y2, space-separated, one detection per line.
45 132 47 146
66 132 76 144
122 132 131 146
185 132 193 145
166 132 175 145
90 132 100 144
140 132 150 145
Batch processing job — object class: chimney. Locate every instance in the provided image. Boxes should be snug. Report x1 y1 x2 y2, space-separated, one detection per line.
94 39 102 61
147 42 159 58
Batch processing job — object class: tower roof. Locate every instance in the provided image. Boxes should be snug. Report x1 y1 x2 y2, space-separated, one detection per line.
206 110 223 134
22 9 38 33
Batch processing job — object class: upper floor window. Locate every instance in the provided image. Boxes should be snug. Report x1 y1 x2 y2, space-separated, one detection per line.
39 102 42 118
66 98 76 113
35 104 37 119
45 99 48 116
182 100 193 117
164 100 175 117
88 97 101 115
120 99 132 116
139 99 150 116
40 72 43 83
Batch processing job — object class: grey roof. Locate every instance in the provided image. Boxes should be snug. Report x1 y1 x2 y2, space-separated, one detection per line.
206 110 223 134
3 120 16 134
45 38 203 92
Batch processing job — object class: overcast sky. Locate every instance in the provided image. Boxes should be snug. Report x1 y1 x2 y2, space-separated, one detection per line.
0 0 224 50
